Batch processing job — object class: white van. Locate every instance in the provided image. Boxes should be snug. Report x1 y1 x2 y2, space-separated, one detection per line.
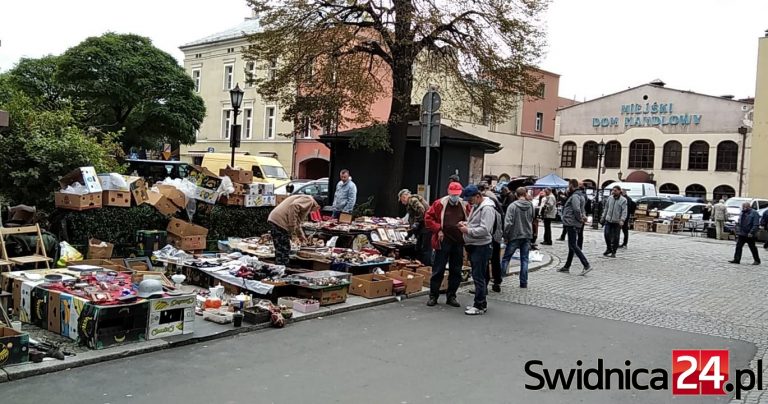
602 182 657 200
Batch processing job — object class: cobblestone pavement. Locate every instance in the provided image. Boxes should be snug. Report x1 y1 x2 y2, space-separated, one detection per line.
475 226 768 404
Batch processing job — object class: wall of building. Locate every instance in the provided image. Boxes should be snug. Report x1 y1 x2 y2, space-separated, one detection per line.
557 84 753 201
521 70 560 138
748 35 768 197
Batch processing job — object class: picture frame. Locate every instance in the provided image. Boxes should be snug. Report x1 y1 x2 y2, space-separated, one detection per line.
370 231 380 242
377 228 389 241
123 257 153 272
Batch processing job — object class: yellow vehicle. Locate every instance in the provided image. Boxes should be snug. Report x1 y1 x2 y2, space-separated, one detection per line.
200 153 290 187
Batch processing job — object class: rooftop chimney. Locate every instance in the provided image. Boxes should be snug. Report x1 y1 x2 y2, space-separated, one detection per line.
649 79 666 87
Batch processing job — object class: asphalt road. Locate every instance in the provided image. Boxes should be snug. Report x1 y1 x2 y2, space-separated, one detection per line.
0 297 755 404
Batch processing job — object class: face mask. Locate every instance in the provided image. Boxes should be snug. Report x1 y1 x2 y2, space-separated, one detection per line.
448 195 460 205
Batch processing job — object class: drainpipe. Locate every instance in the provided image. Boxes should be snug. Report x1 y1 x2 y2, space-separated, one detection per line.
738 126 747 197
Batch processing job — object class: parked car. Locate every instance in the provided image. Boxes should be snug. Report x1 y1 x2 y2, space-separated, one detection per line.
658 202 706 221
275 179 313 195
602 181 657 200
287 179 329 206
126 159 194 185
725 197 768 223
634 196 675 211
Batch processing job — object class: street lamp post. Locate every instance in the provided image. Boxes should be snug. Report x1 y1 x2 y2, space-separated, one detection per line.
592 140 606 229
738 126 748 197
229 84 245 168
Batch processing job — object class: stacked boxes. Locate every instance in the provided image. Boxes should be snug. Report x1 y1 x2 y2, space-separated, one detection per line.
244 183 276 207
55 167 104 211
97 174 150 207
166 218 209 252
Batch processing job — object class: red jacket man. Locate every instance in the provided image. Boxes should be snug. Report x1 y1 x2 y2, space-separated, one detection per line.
425 182 472 250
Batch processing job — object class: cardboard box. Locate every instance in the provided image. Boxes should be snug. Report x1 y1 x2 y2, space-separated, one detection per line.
189 166 222 191
244 195 276 207
155 185 187 209
233 183 245 195
0 326 29 366
416 267 448 291
648 211 659 218
296 284 349 306
168 234 206 251
147 295 195 340
338 212 353 224
30 287 48 329
219 194 245 206
219 168 253 184
77 301 149 349
244 183 274 196
292 299 320 313
349 274 393 299
656 223 672 234
193 185 220 205
275 194 288 205
55 192 102 211
47 290 62 334
633 221 651 232
60 166 102 193
129 177 149 205
87 238 114 260
167 218 208 238
385 270 424 295
64 294 88 341
136 230 167 257
194 199 215 216
20 281 41 323
146 191 179 216
102 190 131 207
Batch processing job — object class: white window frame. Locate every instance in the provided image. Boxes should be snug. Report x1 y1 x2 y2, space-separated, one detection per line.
195 129 200 140
222 109 233 139
192 69 201 93
535 112 543 132
223 64 234 90
303 117 312 139
264 106 276 140
267 59 277 81
244 108 253 140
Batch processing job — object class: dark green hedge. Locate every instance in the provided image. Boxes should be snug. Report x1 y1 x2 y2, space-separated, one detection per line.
50 204 273 254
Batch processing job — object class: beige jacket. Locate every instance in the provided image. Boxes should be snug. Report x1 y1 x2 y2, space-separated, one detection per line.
268 195 319 236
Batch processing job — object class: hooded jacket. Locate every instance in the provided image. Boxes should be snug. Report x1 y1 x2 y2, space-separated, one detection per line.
425 196 471 249
561 189 586 228
463 197 499 246
332 178 357 213
504 198 533 241
602 194 628 224
268 195 319 236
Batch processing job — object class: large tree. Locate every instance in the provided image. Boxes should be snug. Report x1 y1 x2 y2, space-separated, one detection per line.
245 0 548 214
57 33 205 150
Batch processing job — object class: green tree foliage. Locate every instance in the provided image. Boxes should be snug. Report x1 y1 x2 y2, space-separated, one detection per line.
245 0 548 214
56 33 205 150
0 92 123 209
6 56 66 110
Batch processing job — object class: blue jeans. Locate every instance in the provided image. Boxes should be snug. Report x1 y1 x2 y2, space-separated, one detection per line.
430 240 464 298
468 243 492 308
501 239 530 287
564 226 589 269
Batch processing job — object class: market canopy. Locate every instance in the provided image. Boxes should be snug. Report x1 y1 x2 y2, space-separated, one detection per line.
533 173 568 189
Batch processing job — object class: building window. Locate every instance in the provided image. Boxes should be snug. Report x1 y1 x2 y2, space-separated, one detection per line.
688 141 710 171
245 62 255 88
302 117 312 139
264 107 276 139
243 108 252 140
662 141 682 170
222 109 232 139
716 141 738 171
195 129 200 140
581 141 598 168
560 142 576 168
536 83 545 98
224 64 234 90
535 112 543 132
659 183 679 195
628 139 655 169
713 185 736 201
194 53 202 59
192 69 201 93
267 59 277 80
603 141 621 168
685 184 706 198
227 47 235 54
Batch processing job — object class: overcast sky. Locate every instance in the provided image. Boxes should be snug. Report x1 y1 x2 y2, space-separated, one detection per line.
1 0 766 101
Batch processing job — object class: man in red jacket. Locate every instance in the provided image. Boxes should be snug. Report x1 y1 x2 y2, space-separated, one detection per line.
424 182 471 307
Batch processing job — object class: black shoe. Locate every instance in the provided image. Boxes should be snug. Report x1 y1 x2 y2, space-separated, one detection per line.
446 296 461 307
426 296 438 306
603 250 611 256
520 283 527 288
491 284 501 293
557 237 565 241
531 245 539 251
753 261 761 265
610 253 616 258
579 265 593 276
728 260 740 264
468 288 476 294
556 267 570 273
541 241 552 246
619 245 627 249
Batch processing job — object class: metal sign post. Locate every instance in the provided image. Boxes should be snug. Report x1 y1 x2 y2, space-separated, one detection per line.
421 86 441 200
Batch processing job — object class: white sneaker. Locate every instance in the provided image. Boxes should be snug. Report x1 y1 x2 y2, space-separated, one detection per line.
464 306 487 315
579 265 593 276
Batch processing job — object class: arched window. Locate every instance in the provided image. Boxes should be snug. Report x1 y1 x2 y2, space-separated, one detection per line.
688 141 710 170
662 141 682 170
603 141 622 168
628 140 654 169
659 183 679 195
561 142 576 168
582 141 598 168
601 180 615 189
685 184 707 198
716 141 738 172
713 185 736 201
